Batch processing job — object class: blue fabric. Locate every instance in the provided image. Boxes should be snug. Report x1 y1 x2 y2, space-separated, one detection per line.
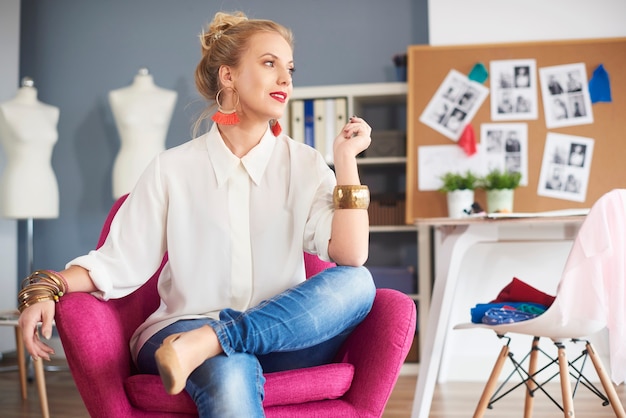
136 266 375 418
470 302 547 324
482 306 541 325
589 64 612 103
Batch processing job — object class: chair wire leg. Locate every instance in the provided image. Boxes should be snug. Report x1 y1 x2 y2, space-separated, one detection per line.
585 341 626 418
566 346 606 401
524 337 540 418
556 342 575 418
474 343 509 418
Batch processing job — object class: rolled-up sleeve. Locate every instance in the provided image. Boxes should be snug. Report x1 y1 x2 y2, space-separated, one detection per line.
67 156 168 300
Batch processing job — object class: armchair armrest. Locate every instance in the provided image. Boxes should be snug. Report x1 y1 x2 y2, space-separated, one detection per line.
334 288 416 417
55 292 139 417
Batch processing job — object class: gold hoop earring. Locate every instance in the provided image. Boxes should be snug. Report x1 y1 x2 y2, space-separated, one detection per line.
212 87 240 125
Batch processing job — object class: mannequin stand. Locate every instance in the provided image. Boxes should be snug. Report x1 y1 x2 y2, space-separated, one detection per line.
26 217 33 274
0 217 32 372
23 218 65 375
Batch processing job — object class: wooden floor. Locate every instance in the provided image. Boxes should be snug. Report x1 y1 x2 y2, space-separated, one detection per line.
384 374 626 417
1 354 625 417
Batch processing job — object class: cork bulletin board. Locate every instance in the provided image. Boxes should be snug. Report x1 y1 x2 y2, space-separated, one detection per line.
405 37 626 221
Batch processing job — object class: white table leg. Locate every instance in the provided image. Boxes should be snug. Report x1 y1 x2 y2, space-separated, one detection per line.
411 223 498 417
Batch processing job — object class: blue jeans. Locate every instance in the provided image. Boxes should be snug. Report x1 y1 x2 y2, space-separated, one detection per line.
136 265 375 418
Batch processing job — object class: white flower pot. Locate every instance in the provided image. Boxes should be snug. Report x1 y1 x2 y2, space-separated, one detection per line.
447 189 475 218
486 189 514 213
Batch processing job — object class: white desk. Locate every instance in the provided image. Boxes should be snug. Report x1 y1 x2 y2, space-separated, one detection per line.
411 215 585 418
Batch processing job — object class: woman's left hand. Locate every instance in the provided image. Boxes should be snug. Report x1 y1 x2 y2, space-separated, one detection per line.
333 116 372 160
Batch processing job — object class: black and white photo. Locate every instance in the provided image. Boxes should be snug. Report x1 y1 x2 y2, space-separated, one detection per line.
480 123 529 186
539 63 594 129
490 59 538 121
537 133 594 202
419 69 489 141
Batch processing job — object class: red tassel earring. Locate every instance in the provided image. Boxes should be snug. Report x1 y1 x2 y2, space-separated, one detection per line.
212 87 240 125
270 119 282 136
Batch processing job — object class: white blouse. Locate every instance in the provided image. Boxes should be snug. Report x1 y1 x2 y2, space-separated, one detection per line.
67 123 336 360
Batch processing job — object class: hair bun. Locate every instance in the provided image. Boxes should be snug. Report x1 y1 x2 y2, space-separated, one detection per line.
199 11 248 52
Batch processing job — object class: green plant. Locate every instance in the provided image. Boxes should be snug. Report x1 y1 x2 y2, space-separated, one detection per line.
438 171 479 192
479 169 522 190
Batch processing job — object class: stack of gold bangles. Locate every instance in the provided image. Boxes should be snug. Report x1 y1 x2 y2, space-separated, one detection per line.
333 185 370 210
17 270 68 313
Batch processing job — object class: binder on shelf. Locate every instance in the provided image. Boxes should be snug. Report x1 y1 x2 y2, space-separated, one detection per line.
327 97 348 164
289 99 305 143
303 99 315 147
324 99 336 164
334 97 347 128
334 97 348 133
313 99 327 159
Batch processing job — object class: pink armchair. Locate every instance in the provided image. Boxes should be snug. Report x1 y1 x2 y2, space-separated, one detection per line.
55 195 416 417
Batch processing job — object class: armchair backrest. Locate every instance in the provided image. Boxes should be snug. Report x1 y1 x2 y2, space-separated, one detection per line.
95 194 165 347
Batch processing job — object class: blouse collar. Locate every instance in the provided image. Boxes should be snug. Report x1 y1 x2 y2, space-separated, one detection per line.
206 123 276 188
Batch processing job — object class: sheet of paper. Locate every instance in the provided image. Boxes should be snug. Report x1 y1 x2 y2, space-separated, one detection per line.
490 59 538 121
419 69 489 142
418 144 485 191
537 132 594 202
485 208 589 219
480 123 529 186
539 62 594 129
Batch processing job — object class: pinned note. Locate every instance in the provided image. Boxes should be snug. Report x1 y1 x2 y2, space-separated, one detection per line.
468 62 489 84
589 64 612 103
458 124 477 156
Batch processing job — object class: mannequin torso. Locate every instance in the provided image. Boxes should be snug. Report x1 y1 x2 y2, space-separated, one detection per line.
109 70 177 198
0 85 60 218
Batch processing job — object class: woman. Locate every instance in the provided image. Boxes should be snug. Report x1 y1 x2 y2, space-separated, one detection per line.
18 11 375 417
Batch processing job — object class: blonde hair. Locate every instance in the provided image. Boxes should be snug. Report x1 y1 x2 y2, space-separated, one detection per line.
193 11 294 136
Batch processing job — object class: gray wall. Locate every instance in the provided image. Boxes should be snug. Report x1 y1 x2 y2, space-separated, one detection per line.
0 0 20 352
18 0 427 278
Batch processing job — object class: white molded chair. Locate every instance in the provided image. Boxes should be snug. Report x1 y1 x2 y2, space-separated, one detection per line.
455 189 626 418
455 298 622 417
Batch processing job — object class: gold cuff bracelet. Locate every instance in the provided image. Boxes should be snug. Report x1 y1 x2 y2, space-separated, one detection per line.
333 185 370 210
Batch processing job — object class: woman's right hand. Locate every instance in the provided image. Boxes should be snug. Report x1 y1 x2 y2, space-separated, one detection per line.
18 300 56 360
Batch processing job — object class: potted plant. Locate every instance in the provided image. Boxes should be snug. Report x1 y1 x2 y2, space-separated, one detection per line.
479 169 522 213
392 53 407 82
439 171 478 218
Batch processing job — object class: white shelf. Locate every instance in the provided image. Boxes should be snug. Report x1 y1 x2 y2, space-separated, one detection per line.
290 82 407 101
287 82 420 365
357 156 406 165
370 225 415 233
282 82 407 131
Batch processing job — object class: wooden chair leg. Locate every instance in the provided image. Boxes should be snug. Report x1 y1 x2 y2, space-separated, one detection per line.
474 344 509 418
586 342 626 418
15 326 28 400
33 357 50 418
556 343 575 418
524 337 540 418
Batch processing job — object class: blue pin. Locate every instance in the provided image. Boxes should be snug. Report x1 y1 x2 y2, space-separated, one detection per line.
589 64 612 103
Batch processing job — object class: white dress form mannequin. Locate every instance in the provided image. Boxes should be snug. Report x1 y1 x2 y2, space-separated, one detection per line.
109 68 177 198
0 77 60 219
